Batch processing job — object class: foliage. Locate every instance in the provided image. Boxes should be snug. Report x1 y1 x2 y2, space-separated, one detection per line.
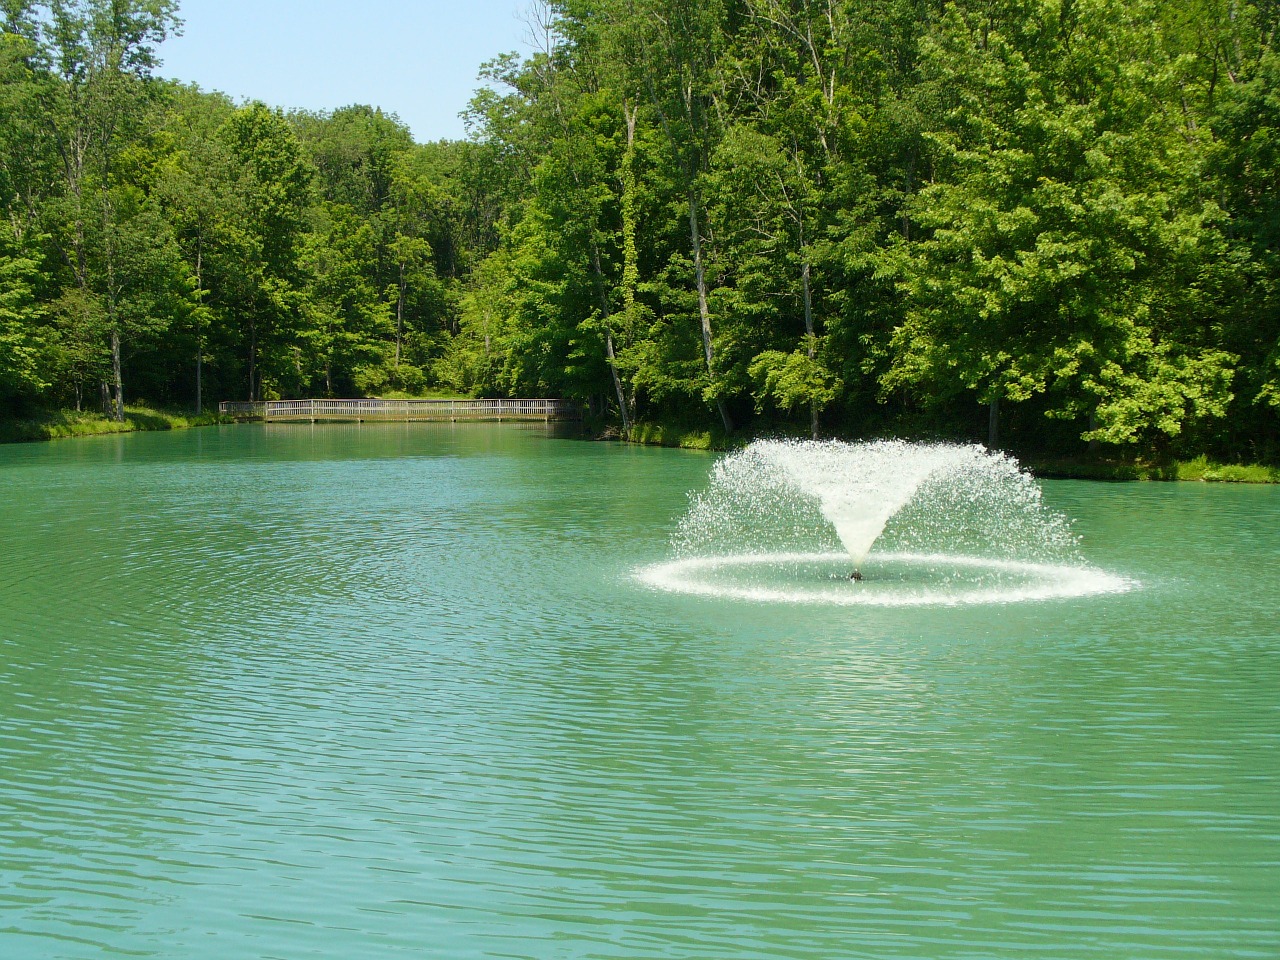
749 341 842 417
0 223 45 403
0 403 226 442
2 0 1279 464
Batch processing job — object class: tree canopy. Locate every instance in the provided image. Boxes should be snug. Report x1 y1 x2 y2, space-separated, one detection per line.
2 0 1277 461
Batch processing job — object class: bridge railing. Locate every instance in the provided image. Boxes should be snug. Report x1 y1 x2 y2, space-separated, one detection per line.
218 398 582 421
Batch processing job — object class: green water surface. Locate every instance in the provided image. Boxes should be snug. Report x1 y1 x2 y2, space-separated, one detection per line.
0 424 1277 959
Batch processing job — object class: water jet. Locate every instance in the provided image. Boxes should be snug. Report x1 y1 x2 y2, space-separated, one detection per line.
639 440 1133 605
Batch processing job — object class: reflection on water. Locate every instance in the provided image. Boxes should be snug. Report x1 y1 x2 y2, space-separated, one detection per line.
0 424 1277 959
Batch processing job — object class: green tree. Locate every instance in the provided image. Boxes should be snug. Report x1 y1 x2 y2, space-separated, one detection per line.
1212 46 1280 454
154 86 244 412
0 221 45 405
881 0 1237 449
300 203 392 396
3 0 180 419
220 101 311 400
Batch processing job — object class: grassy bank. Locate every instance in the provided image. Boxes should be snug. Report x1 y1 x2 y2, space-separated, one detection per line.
0 406 231 444
620 419 1280 482
625 421 729 451
1027 455 1280 483
623 415 815 451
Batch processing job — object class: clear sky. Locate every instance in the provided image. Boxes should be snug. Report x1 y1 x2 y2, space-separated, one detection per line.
156 0 532 143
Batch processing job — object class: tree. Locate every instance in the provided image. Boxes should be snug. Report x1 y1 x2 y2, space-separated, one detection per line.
380 140 449 393
154 86 244 412
300 203 392 396
1212 46 1280 456
3 0 180 419
600 0 736 431
0 221 45 406
880 0 1238 448
220 101 311 400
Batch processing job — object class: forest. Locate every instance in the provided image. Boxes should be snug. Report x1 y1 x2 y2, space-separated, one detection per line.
1 0 1278 461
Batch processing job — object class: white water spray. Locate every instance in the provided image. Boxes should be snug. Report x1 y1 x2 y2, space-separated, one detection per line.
639 440 1133 605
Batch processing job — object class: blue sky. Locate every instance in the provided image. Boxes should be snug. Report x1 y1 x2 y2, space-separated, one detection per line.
157 0 531 143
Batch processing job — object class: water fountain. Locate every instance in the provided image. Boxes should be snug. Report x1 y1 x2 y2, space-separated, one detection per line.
638 440 1133 605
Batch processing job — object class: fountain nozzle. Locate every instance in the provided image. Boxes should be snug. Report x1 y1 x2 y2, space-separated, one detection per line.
850 568 863 582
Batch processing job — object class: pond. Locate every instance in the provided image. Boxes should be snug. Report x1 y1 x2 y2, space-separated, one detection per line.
1 423 1277 959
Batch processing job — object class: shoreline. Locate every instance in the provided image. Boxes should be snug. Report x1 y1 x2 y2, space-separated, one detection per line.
609 421 1280 483
0 407 231 444
6 412 1276 483
1025 456 1280 484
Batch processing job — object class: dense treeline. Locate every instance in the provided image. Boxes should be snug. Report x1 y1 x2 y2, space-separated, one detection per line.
2 0 1278 461
0 0 480 418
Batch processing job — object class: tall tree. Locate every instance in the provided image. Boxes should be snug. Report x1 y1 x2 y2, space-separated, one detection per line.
0 220 45 406
220 101 311 400
154 86 244 412
3 0 180 419
880 0 1237 448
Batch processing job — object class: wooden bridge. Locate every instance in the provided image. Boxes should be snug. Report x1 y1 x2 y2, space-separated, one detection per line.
218 398 582 422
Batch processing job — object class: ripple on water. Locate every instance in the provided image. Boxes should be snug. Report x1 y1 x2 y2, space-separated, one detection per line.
0 426 1276 959
637 551 1136 606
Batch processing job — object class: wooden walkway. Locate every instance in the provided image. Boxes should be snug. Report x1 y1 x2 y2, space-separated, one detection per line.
218 399 582 422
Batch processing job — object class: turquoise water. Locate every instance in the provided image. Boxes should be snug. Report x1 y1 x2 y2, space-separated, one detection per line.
1 424 1277 959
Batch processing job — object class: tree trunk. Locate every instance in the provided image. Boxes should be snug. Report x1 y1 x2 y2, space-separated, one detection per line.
110 328 124 422
248 316 257 402
556 124 631 434
605 330 630 435
531 44 632 435
621 104 640 319
588 242 632 436
988 395 1000 449
396 261 405 373
195 240 203 415
102 122 123 423
635 36 732 435
802 256 818 440
688 190 732 434
620 102 641 424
